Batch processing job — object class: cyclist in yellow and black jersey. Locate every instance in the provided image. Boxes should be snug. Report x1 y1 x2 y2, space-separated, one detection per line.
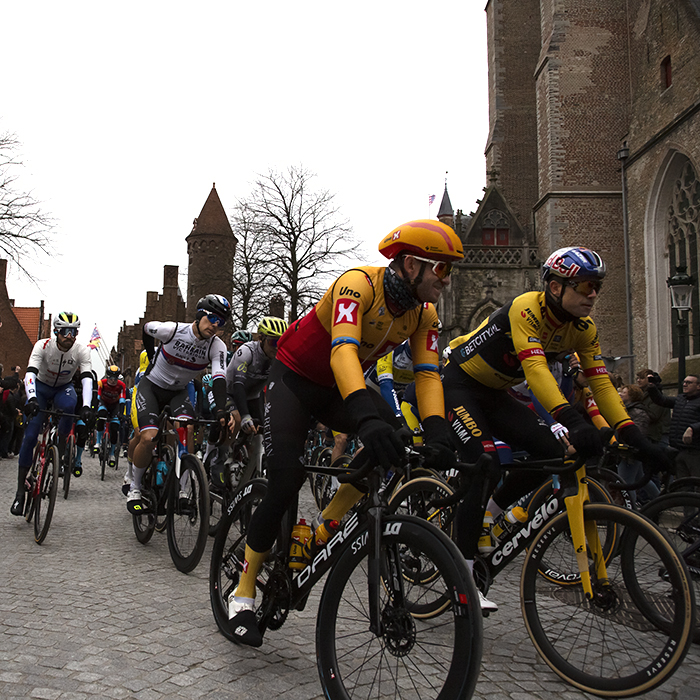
442 246 669 608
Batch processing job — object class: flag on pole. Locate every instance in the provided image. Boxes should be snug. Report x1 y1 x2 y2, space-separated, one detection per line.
87 325 102 350
428 194 436 205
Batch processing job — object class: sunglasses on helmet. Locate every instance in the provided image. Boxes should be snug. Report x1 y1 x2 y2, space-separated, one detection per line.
57 328 78 338
205 313 226 327
565 279 603 295
411 255 453 280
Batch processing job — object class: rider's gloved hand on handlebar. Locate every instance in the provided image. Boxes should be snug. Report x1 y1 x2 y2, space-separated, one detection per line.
80 405 94 424
240 414 256 434
617 423 672 472
24 397 40 418
421 415 457 472
345 389 405 470
556 405 603 459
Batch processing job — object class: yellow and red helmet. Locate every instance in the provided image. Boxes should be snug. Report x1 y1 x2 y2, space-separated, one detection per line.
379 219 464 263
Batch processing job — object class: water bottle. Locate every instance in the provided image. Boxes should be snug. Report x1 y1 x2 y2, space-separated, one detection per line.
155 460 168 486
289 519 312 570
492 506 528 538
303 519 340 560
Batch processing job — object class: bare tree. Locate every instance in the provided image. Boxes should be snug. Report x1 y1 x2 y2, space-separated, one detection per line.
0 132 53 274
230 202 276 331
240 166 361 321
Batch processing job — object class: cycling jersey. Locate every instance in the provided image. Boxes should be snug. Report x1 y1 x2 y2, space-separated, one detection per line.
365 340 414 416
226 340 272 414
98 378 127 406
448 291 632 431
277 266 443 421
143 321 227 391
25 337 92 394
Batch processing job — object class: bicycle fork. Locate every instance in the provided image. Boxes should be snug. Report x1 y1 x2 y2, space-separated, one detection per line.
564 467 609 600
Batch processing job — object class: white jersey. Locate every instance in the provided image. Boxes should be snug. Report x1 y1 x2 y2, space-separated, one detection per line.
143 321 227 391
26 337 92 390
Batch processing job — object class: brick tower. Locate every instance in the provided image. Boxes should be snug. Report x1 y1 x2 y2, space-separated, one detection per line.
186 184 237 316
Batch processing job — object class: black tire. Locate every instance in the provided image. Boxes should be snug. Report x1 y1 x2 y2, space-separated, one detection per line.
388 476 456 541
316 516 482 700
132 464 157 545
100 434 109 481
667 477 700 494
641 492 700 643
521 503 694 697
587 467 634 509
63 434 75 500
167 453 210 573
34 445 59 544
210 479 268 640
112 437 121 470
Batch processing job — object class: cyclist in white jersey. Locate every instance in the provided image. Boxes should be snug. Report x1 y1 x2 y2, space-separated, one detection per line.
10 312 94 515
127 294 231 514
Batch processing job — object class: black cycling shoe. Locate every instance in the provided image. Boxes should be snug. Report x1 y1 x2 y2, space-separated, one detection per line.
229 609 263 647
10 493 25 516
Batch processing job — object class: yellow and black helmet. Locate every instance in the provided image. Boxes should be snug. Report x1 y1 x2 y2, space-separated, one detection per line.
54 311 80 330
106 365 120 379
258 316 288 338
379 220 464 263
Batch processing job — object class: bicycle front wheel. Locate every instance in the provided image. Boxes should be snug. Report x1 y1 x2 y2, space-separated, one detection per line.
317 516 482 700
100 436 108 481
34 445 59 544
641 492 700 643
521 503 694 697
167 453 210 573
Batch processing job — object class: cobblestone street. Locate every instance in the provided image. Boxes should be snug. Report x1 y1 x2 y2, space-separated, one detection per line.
1 454 698 700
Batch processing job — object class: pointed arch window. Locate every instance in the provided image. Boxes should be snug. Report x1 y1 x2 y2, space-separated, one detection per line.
481 209 510 246
668 160 700 357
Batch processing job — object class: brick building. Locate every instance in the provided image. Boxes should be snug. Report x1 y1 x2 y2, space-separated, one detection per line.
0 259 51 372
440 0 700 382
115 184 236 384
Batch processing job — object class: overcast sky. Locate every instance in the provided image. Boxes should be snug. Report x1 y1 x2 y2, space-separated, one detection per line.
2 1 489 358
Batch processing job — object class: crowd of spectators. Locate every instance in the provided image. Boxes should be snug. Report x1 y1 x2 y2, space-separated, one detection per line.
0 364 26 459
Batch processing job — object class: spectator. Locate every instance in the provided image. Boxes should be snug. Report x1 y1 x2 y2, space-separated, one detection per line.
636 368 671 446
0 382 22 458
647 373 700 480
618 384 658 504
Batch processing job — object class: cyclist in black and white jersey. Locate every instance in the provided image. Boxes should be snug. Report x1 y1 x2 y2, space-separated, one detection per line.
206 317 288 489
127 295 231 514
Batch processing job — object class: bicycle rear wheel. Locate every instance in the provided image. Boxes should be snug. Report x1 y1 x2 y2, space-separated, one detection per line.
167 453 209 572
34 445 59 544
210 479 268 641
63 434 75 500
317 516 482 700
100 435 109 481
641 492 700 643
521 503 694 696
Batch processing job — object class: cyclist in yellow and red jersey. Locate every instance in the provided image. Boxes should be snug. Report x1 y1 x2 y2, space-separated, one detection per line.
442 246 669 609
226 219 463 647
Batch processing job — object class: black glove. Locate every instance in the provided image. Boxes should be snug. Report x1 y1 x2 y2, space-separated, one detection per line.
345 389 404 470
618 423 673 472
421 415 457 472
80 406 94 424
215 408 230 426
24 397 40 418
556 405 603 459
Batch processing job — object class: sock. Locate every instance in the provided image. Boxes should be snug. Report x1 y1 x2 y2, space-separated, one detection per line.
131 465 146 491
235 546 270 599
465 559 474 574
321 483 364 523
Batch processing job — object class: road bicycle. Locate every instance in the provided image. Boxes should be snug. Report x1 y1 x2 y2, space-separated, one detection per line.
388 452 696 697
131 408 210 573
22 410 76 544
205 421 264 537
98 415 122 480
210 447 485 700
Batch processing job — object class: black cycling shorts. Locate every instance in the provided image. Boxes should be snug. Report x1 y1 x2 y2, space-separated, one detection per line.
135 376 194 431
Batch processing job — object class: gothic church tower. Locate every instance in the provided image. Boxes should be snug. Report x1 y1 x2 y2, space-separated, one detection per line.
186 184 237 316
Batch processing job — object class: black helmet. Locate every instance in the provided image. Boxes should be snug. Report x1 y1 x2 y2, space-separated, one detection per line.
196 294 231 323
105 365 120 379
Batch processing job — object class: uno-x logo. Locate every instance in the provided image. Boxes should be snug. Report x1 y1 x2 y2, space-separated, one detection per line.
392 230 401 240
334 300 359 326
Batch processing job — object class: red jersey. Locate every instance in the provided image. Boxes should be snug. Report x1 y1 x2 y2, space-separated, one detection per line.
98 378 126 405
